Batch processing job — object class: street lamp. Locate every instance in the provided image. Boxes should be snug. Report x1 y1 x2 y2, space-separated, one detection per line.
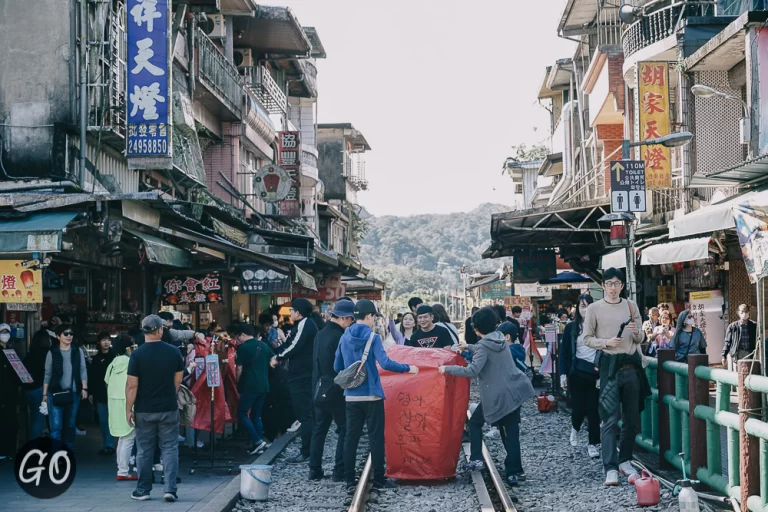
690 84 750 152
621 132 694 159
614 133 693 303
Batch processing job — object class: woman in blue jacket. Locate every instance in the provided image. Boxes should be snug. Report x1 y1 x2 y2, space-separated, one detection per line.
669 309 707 362
559 294 600 458
334 299 418 492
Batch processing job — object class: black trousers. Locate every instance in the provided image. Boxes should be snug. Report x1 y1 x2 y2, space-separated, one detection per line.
0 401 18 457
288 376 314 457
569 372 601 446
309 397 346 475
344 400 385 486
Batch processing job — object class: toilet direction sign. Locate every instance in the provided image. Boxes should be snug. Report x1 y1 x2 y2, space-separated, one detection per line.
610 160 646 213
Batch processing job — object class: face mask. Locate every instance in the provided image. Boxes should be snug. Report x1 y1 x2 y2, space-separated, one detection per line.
685 318 695 326
0 333 10 343
579 306 588 317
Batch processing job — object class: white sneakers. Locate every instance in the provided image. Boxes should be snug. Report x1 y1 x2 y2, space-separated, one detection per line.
619 461 638 476
587 444 599 458
287 421 301 433
604 470 619 486
569 428 579 447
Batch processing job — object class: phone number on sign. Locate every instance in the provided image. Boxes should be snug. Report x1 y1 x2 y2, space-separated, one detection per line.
128 138 169 155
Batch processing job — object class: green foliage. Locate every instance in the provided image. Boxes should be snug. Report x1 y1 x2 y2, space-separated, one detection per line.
350 212 369 243
509 143 549 162
359 203 513 298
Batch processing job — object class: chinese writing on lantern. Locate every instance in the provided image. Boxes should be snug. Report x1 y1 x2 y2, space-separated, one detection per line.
637 62 671 188
126 0 170 158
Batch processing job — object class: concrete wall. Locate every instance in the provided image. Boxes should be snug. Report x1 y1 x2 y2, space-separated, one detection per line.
317 128 346 200
0 0 74 177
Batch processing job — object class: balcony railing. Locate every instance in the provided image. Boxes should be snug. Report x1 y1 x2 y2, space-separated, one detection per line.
622 1 713 59
196 29 243 118
301 144 318 168
241 66 287 115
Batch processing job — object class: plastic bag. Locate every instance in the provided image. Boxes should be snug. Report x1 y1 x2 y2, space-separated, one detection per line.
380 345 470 480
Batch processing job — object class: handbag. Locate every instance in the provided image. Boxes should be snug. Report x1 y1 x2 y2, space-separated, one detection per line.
334 332 375 390
51 389 74 406
574 357 599 380
314 375 342 404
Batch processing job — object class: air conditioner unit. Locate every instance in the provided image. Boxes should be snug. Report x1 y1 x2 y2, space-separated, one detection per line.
233 48 253 68
203 13 226 39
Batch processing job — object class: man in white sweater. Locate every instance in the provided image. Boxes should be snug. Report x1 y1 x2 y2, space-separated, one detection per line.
583 267 645 487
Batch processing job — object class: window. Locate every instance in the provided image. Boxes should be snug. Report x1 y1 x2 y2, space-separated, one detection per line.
514 183 523 194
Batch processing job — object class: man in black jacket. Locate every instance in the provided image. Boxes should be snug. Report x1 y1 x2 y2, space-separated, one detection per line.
722 304 757 370
464 307 479 344
272 298 318 464
308 299 355 481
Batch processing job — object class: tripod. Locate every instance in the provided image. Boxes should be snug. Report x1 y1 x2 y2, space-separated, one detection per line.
189 377 241 474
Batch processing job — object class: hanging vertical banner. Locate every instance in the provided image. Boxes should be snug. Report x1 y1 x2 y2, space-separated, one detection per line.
278 131 301 217
688 290 725 364
636 61 671 189
126 0 173 169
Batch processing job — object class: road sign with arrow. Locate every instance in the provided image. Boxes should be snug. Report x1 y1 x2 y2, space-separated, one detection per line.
609 160 646 213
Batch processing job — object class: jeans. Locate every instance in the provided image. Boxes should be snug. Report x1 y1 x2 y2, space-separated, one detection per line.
48 391 81 449
600 368 641 472
309 398 346 476
117 430 136 476
344 400 386 486
569 372 601 446
135 410 179 494
238 392 267 445
26 387 46 440
288 376 314 457
469 403 523 477
97 401 115 449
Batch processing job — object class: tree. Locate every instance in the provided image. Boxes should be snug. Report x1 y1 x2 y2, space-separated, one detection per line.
509 143 549 162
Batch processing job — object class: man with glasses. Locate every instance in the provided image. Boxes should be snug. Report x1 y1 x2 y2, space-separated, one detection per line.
583 268 649 487
126 315 185 502
272 298 318 464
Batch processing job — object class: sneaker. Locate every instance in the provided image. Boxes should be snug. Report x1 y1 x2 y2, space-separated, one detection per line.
332 472 345 482
511 473 526 482
569 428 579 447
196 440 204 449
116 474 138 481
604 470 619 486
248 441 267 455
309 470 324 481
129 455 136 466
484 427 500 439
152 463 163 472
131 490 151 501
286 454 309 464
588 444 600 458
163 492 178 502
76 428 86 436
287 421 301 432
177 435 186 443
619 461 638 476
372 478 398 490
462 460 486 472
507 475 519 486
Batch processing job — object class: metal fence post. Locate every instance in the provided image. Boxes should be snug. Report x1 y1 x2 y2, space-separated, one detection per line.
688 354 709 487
739 359 761 512
658 349 675 469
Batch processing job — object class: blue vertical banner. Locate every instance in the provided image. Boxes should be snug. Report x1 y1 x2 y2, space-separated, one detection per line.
126 0 172 165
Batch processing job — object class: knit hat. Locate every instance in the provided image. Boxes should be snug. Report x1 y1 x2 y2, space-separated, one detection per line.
291 298 313 318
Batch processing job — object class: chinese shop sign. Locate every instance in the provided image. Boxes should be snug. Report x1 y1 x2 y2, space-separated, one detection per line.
239 265 291 294
253 164 293 203
512 250 556 283
636 62 671 188
161 273 223 305
609 160 646 212
515 283 553 298
480 281 509 300
0 261 42 303
278 131 301 217
126 0 172 167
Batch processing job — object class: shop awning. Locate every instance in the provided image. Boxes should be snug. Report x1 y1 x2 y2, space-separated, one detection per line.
689 154 768 188
293 265 317 291
539 271 592 285
466 274 502 290
0 211 79 253
668 186 767 238
125 229 192 268
600 249 627 270
640 237 712 266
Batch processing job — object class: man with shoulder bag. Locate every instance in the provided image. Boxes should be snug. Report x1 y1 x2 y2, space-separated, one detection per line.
308 299 355 481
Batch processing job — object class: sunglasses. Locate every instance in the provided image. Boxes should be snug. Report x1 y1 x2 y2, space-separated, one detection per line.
62 331 74 336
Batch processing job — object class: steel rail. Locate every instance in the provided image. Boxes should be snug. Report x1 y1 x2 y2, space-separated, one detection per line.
347 454 372 512
462 442 494 512
481 441 517 512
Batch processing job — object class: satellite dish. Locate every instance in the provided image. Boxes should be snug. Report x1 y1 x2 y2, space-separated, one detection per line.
618 4 639 24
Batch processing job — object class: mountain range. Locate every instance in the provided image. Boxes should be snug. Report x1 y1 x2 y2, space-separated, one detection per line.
359 203 513 302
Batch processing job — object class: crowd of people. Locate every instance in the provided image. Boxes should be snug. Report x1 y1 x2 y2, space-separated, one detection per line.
2 265 757 501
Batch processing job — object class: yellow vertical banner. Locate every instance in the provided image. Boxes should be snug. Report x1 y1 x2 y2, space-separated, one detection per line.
636 62 672 189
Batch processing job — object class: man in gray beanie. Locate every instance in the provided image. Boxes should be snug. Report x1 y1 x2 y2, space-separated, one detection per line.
272 298 318 464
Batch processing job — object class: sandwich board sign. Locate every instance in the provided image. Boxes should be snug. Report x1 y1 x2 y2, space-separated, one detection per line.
610 160 647 213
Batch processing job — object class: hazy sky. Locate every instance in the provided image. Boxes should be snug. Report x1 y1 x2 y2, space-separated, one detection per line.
279 0 575 216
